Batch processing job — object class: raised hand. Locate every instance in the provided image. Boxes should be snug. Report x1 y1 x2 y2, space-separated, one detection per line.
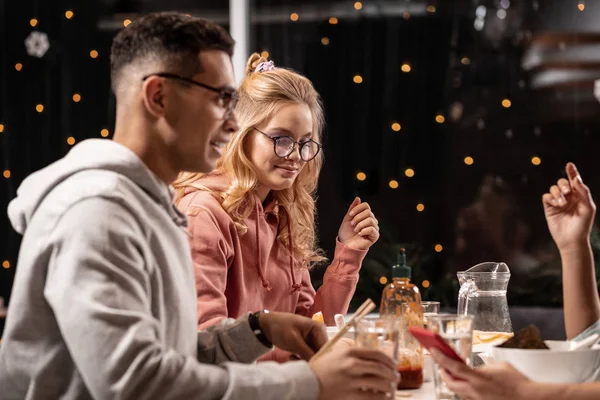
338 197 380 250
542 163 596 253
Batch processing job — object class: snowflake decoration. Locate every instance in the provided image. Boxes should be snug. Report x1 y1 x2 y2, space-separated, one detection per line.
25 31 50 58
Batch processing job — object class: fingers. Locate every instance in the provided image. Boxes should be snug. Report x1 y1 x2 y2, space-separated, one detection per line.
347 348 397 371
354 216 378 233
351 377 396 395
344 197 361 221
358 227 379 241
549 185 566 206
305 323 328 353
566 162 581 184
542 193 556 209
346 358 397 380
567 162 594 201
430 349 473 381
350 203 372 223
289 330 318 360
440 369 477 399
557 178 571 196
351 205 378 228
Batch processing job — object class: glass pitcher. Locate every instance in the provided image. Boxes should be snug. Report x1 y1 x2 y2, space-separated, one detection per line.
457 262 514 358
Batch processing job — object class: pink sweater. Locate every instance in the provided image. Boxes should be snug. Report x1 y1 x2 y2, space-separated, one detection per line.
178 174 367 335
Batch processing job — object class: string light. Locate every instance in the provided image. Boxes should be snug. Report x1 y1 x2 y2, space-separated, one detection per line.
100 129 109 137
422 280 431 288
72 93 81 103
261 50 269 58
502 98 512 108
435 114 445 123
65 10 74 19
405 168 415 178
356 172 367 181
391 122 401 132
578 2 585 11
321 37 330 46
531 156 541 166
427 5 436 13
353 75 363 84
67 137 76 145
464 156 474 165
3 170 10 179
123 19 132 27
2 261 9 269
379 276 388 285
90 50 99 59
354 2 363 10
389 180 399 189
15 63 23 71
434 244 443 253
0 124 4 133
36 104 44 113
401 63 411 73
290 13 299 21
329 17 339 24
416 203 425 212
30 18 38 27
461 57 470 65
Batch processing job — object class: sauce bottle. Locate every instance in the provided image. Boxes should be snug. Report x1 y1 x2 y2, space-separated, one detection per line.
380 248 424 390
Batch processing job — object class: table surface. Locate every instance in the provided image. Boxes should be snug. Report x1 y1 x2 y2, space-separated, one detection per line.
396 382 436 400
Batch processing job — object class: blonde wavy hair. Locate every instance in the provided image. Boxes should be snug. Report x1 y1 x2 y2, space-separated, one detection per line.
173 53 327 267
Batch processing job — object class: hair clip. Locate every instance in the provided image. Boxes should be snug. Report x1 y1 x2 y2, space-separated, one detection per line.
255 60 275 73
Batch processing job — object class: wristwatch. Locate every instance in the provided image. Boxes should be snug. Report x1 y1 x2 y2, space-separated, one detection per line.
249 310 273 348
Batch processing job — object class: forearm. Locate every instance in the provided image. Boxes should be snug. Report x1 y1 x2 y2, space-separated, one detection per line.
311 275 358 324
197 315 271 364
521 381 600 400
560 241 600 339
306 240 364 324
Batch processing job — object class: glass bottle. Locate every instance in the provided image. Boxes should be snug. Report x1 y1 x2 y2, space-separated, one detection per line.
380 248 424 390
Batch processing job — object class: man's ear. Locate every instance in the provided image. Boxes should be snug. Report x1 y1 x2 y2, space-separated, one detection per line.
142 76 166 117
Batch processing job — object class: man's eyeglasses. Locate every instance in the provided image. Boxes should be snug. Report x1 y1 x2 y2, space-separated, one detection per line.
142 73 238 115
254 127 322 162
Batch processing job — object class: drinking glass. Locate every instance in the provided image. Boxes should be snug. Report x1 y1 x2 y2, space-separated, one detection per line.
427 314 474 400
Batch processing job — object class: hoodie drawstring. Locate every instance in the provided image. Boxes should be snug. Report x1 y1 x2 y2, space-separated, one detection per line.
288 221 302 293
254 199 301 293
255 201 272 291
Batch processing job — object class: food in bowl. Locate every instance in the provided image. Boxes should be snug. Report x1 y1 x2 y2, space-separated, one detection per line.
491 325 600 383
497 325 548 350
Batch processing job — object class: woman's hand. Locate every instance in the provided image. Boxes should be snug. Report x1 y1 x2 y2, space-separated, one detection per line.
338 197 380 250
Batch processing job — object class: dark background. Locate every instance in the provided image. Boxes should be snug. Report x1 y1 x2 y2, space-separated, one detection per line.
3 0 600 335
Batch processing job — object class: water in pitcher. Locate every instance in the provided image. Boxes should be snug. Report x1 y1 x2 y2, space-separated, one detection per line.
457 262 513 364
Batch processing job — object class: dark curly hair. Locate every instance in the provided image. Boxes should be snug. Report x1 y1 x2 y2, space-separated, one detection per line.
110 12 235 92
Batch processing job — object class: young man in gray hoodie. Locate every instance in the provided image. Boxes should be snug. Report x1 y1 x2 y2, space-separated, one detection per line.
0 12 398 400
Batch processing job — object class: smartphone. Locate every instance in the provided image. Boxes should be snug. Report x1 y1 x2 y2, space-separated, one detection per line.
408 326 465 363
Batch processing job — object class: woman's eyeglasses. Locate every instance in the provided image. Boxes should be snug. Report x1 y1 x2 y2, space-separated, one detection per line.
254 127 322 162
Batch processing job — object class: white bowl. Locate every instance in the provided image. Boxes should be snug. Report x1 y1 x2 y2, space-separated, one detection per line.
544 340 574 351
491 345 600 383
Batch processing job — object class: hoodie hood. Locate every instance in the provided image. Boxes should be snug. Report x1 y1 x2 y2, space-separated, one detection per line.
8 139 185 234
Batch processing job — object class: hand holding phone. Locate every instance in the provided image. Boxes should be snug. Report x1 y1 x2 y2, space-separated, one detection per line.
408 326 466 363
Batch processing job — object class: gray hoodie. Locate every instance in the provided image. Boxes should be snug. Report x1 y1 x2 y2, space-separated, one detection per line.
0 139 319 400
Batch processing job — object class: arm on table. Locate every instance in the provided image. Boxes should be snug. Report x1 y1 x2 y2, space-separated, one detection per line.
45 198 317 400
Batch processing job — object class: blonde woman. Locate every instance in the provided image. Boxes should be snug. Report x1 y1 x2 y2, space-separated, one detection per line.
174 54 380 359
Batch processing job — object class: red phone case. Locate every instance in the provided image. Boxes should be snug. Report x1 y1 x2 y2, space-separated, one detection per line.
408 326 465 363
